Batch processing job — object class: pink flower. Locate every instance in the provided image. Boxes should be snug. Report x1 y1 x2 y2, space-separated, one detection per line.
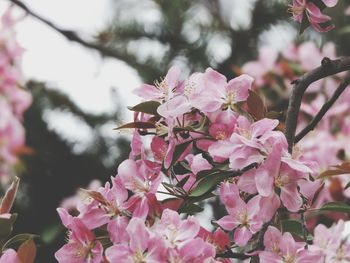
0 249 21 263
290 0 338 32
77 177 129 231
255 143 309 212
217 184 263 246
313 220 350 262
105 218 167 263
189 68 253 113
133 66 180 101
118 158 162 219
55 209 103 263
259 226 323 263
154 209 200 248
208 117 279 169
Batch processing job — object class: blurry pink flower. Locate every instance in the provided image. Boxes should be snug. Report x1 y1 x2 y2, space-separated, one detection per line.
291 0 337 32
0 249 21 263
346 6 350 15
259 226 322 263
242 47 278 86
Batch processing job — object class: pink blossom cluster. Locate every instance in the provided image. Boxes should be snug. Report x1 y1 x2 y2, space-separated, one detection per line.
290 0 338 32
242 41 350 207
0 8 32 184
55 65 349 262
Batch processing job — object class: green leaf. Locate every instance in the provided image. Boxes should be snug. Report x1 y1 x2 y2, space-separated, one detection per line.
127 101 161 115
176 175 190 188
345 181 350 190
2 234 38 251
169 141 192 168
178 203 203 214
299 11 310 34
319 202 350 214
281 219 313 241
189 172 226 197
114 122 155 130
0 214 17 240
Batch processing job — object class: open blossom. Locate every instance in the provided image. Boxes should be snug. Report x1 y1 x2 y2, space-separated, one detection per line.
259 226 322 263
105 218 167 263
313 220 350 262
208 116 279 169
290 0 338 32
217 183 263 246
133 66 180 101
187 68 253 113
55 209 103 263
118 158 163 219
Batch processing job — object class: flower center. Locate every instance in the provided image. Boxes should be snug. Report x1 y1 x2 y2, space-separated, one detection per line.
132 249 146 263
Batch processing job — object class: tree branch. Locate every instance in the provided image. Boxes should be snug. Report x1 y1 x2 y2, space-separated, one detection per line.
284 56 350 153
7 0 142 69
295 76 350 143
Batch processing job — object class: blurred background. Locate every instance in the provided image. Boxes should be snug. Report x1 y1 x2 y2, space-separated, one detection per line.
1 0 350 262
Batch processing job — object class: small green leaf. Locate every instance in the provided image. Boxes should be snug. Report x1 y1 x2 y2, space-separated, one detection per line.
2 234 38 251
281 219 313 241
189 173 226 197
176 175 190 188
114 122 155 130
0 214 17 240
345 181 350 190
319 202 350 214
169 141 192 168
128 101 161 115
179 203 203 214
299 11 310 34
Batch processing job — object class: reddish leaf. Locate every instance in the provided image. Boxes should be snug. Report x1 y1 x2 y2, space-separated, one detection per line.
0 177 20 214
246 90 266 120
17 239 36 263
114 122 156 130
79 189 109 206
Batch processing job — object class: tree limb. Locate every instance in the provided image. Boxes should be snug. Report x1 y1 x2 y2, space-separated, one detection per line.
295 75 350 143
284 56 350 153
7 0 142 69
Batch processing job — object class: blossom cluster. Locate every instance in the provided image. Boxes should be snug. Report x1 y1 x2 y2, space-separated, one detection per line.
0 8 32 185
55 64 350 262
290 0 338 32
242 41 350 210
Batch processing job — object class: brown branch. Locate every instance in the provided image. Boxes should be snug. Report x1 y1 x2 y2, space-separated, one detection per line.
7 0 141 69
284 56 350 153
295 76 350 143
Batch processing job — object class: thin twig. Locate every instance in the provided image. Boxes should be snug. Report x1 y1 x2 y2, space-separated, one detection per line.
295 76 350 143
284 56 350 153
7 0 141 69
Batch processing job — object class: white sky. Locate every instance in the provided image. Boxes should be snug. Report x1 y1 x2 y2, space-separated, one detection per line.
0 0 144 145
